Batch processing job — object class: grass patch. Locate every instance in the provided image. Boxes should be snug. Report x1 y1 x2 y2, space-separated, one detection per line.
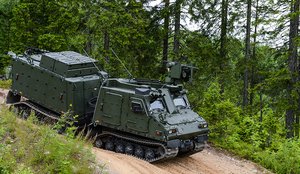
255 139 300 174
211 137 300 174
0 107 105 174
0 79 11 89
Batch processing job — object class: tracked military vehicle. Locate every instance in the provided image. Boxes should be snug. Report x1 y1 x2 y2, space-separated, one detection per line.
6 49 209 162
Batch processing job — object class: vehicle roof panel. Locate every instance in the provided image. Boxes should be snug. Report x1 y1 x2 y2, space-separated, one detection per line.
44 51 97 65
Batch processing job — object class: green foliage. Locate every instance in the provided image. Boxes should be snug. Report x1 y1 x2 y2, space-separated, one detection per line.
191 79 299 171
0 108 102 174
37 34 68 51
193 80 243 145
53 111 78 138
198 85 243 155
0 0 18 51
0 55 11 74
9 1 73 52
256 139 300 174
85 0 162 78
0 79 11 89
182 32 219 77
0 0 18 73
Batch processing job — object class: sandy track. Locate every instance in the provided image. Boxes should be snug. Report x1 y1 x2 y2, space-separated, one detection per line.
93 148 171 174
93 146 271 174
155 146 268 174
0 89 271 174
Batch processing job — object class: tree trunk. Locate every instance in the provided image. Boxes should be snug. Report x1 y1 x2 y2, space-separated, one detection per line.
6 15 11 52
174 0 182 60
286 0 299 139
243 0 252 107
85 31 92 54
104 30 110 62
6 0 13 52
162 0 170 70
297 0 300 137
259 90 263 132
85 2 92 55
250 0 259 106
220 0 228 93
297 97 300 138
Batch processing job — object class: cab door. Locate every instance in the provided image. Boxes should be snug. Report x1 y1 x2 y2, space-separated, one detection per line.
126 97 149 133
97 91 123 126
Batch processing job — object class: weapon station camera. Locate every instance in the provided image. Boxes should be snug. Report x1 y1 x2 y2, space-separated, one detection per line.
165 62 196 85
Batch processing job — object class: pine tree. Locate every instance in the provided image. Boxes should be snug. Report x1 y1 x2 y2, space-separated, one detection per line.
220 0 229 93
173 0 183 60
0 0 18 53
162 0 170 70
250 0 260 106
243 0 252 107
286 0 300 138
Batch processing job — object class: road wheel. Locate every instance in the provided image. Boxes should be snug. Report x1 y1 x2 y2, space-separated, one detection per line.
105 140 114 151
115 143 125 153
94 138 103 148
145 148 155 160
20 109 30 119
125 144 134 155
157 146 165 156
134 146 144 158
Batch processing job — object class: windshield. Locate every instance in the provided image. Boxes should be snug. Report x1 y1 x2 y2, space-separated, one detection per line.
149 100 165 111
173 97 187 108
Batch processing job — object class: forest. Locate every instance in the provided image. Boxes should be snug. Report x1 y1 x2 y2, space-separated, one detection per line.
0 0 299 173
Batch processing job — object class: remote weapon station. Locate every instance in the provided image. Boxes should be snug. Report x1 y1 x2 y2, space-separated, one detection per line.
6 49 209 162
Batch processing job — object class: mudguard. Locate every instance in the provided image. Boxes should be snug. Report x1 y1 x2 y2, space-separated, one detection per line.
6 90 21 104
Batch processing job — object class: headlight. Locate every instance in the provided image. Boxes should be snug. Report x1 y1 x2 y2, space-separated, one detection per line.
198 122 208 128
168 128 177 134
156 130 163 136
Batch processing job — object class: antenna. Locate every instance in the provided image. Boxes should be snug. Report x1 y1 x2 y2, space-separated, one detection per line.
111 48 133 79
82 49 101 73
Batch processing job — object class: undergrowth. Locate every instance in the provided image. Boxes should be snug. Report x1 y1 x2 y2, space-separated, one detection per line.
0 107 104 174
0 79 11 89
190 80 300 174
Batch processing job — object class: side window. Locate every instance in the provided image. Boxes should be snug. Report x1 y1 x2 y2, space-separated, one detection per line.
131 101 145 114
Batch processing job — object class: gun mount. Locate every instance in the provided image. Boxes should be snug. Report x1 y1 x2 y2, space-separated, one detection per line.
165 62 196 85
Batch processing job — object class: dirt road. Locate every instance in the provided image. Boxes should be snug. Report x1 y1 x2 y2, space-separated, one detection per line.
0 89 271 174
93 145 270 174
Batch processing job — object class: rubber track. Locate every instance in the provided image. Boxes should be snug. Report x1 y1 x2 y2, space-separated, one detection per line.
10 100 59 120
98 131 179 163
